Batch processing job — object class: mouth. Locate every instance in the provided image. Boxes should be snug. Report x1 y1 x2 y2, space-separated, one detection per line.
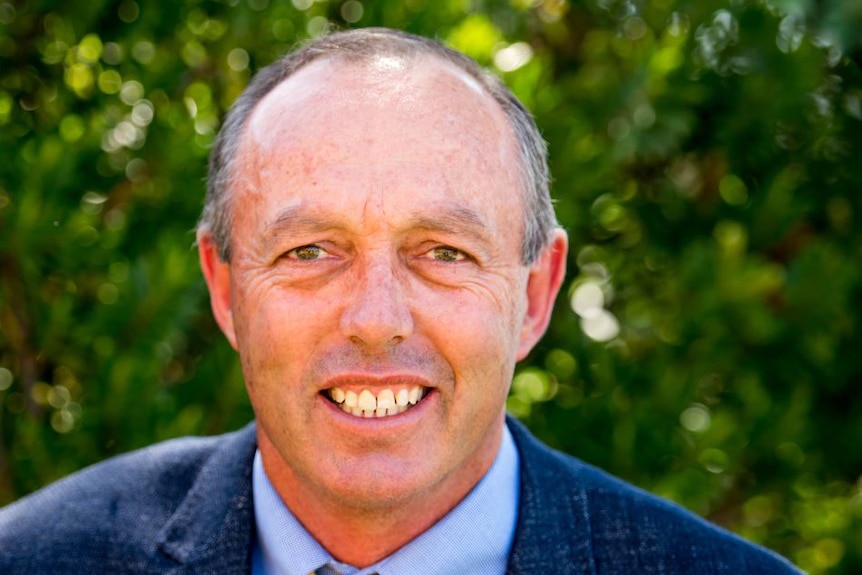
323 385 430 418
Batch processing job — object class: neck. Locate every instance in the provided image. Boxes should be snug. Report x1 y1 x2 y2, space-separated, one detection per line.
257 424 503 568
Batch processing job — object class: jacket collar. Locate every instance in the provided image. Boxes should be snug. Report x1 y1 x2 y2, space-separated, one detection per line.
150 418 597 574
506 416 598 575
156 422 259 572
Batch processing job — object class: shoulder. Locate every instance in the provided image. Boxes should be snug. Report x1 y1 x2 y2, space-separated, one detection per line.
506 417 800 574
0 424 257 573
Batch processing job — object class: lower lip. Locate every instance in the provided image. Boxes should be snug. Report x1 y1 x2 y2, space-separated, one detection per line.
319 389 437 429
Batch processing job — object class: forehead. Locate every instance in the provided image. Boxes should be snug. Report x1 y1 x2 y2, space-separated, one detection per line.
247 55 516 162
233 54 524 240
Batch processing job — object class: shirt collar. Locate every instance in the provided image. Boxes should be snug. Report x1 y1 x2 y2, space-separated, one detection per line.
252 424 520 575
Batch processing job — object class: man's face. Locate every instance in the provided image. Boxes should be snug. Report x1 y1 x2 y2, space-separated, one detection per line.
200 56 565 514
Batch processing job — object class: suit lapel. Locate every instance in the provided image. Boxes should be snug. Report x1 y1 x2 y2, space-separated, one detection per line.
506 417 598 575
156 423 259 574
148 418 599 574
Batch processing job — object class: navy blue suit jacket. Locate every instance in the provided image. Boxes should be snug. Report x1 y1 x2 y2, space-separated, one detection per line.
0 418 799 573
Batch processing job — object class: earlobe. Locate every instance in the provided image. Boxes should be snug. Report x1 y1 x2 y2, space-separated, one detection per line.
516 229 568 361
197 232 238 350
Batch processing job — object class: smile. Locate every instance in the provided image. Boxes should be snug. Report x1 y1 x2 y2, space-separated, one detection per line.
325 385 429 418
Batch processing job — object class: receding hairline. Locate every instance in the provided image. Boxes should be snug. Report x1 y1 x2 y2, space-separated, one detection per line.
236 50 521 165
201 27 556 265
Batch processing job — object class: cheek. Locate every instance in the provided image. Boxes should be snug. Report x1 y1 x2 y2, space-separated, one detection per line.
452 275 528 342
416 283 524 371
231 282 321 376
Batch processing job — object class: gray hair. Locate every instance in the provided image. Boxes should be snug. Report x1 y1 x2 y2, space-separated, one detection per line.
200 27 557 264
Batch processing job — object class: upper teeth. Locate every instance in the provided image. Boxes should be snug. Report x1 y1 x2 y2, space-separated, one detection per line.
329 385 425 418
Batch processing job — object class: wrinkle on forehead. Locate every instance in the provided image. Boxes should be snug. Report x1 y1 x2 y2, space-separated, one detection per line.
231 54 525 243
242 55 514 164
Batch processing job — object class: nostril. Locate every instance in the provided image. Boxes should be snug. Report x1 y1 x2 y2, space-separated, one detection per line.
339 290 414 347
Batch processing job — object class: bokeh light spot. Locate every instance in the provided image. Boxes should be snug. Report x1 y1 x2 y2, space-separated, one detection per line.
580 309 620 342
132 40 155 64
64 64 94 97
98 69 123 94
545 349 577 380
120 80 144 105
680 404 711 432
341 1 364 23
60 114 85 143
98 283 119 304
131 100 154 126
228 48 250 71
78 34 103 63
719 174 748 205
51 409 75 433
307 16 331 37
699 447 729 474
102 42 123 65
0 367 12 391
182 40 208 68
494 42 533 72
571 281 605 319
118 0 140 24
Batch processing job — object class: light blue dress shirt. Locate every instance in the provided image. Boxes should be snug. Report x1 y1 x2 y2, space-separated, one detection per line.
252 425 520 575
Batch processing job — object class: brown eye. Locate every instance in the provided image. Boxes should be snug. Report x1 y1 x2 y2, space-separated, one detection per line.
288 245 324 260
430 247 466 262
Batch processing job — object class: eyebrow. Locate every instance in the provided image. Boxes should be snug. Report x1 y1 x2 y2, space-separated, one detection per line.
264 206 488 236
262 206 337 252
265 205 332 235
404 206 491 243
262 203 492 246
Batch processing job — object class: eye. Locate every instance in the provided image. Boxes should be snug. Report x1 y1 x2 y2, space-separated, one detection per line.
286 244 328 260
428 246 468 262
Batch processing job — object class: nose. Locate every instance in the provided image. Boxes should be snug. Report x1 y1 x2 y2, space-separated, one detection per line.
339 256 414 347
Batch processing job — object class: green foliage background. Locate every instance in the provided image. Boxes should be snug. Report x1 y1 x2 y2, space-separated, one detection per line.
2 0 861 572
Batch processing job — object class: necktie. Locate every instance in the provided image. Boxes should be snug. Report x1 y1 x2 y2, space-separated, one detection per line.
311 566 379 575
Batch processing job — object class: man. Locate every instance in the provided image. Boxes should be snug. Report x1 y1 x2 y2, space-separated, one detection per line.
0 28 798 574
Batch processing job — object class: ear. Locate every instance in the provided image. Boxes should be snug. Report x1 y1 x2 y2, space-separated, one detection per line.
516 229 568 361
198 231 238 350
